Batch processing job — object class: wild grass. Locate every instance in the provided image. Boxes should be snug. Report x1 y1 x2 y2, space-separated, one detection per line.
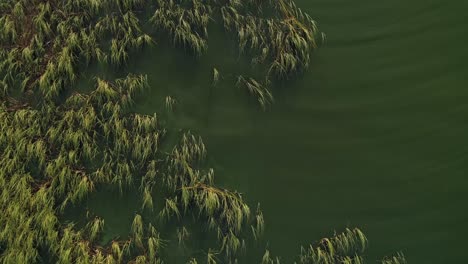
382 253 407 264
213 68 220 86
87 217 105 242
251 204 265 241
207 248 219 264
141 185 154 211
145 0 324 106
0 0 151 101
165 95 176 111
150 0 211 56
177 226 190 246
298 228 370 264
257 228 406 264
132 214 144 248
261 250 281 264
221 0 323 79
0 75 168 262
1 0 320 107
236 75 274 110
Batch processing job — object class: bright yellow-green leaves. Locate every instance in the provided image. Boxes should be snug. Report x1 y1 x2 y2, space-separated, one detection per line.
0 73 260 263
0 75 164 263
151 0 211 56
0 0 153 101
237 75 274 110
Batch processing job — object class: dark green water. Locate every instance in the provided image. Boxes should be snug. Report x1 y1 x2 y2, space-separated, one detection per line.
84 1 468 263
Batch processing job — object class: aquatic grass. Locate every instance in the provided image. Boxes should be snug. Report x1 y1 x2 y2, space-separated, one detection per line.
258 229 390 264
160 198 181 221
150 0 211 56
148 235 162 260
0 0 151 100
221 0 323 80
165 95 176 111
213 68 220 86
0 75 170 262
145 0 323 106
297 228 370 264
236 75 274 110
261 250 281 264
111 241 124 263
207 248 219 264
70 175 95 203
382 253 407 264
176 181 251 257
87 217 105 242
132 213 144 249
251 204 265 241
177 226 190 246
142 185 154 211
187 258 198 264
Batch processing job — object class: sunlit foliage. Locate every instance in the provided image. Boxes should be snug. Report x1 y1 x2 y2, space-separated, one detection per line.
0 1 406 263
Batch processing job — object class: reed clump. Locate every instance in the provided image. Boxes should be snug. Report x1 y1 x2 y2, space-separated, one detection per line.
150 0 211 56
298 228 367 264
260 228 407 264
0 0 151 101
149 0 322 78
382 253 408 264
149 0 324 109
1 0 322 108
0 74 262 263
0 74 166 263
221 0 323 78
237 75 274 110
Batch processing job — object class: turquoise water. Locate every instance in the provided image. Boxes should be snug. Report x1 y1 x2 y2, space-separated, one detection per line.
77 0 468 263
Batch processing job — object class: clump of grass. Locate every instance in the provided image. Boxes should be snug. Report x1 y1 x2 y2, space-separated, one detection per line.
382 253 407 264
187 258 198 264
150 0 211 56
142 185 154 211
165 95 176 111
257 228 406 264
213 68 220 86
160 198 181 221
87 217 105 242
0 75 165 262
177 226 190 246
207 248 219 264
132 214 144 248
147 224 164 260
0 0 151 101
146 0 323 106
298 228 369 264
261 250 281 264
251 204 265 241
221 0 323 79
236 75 274 110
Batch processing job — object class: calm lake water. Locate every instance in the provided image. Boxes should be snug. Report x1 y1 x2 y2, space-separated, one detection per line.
79 0 468 263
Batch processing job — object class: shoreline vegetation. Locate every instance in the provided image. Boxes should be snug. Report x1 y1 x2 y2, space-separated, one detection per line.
0 0 406 263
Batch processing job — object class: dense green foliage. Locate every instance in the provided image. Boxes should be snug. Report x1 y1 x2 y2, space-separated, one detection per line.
0 0 406 263
0 75 260 263
0 0 323 108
